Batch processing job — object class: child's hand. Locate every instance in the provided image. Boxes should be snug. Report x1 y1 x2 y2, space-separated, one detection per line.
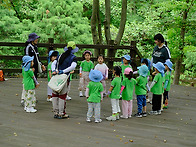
79 73 82 77
32 68 35 72
105 77 108 80
52 70 57 75
35 83 40 88
152 71 156 75
70 71 74 74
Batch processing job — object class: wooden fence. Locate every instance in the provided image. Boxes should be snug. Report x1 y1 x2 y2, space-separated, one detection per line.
0 38 142 74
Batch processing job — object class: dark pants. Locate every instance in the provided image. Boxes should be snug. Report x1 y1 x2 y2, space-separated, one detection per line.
163 90 169 104
152 94 162 111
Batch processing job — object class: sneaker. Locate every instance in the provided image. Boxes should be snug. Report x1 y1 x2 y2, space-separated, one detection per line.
86 118 91 122
47 98 52 102
106 116 116 121
66 95 72 101
157 110 161 115
142 112 147 117
21 100 24 106
79 91 83 97
146 99 150 103
150 111 158 115
24 106 27 111
116 114 120 120
95 119 102 123
26 107 37 113
135 113 142 118
58 114 69 119
54 114 58 118
154 111 158 115
120 115 128 119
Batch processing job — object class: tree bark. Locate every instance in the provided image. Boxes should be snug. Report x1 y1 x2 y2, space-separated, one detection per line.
104 0 111 45
114 0 127 45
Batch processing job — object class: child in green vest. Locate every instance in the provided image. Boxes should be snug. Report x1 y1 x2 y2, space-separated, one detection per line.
149 62 165 115
86 70 104 123
47 50 58 102
120 67 136 119
121 55 132 80
22 56 40 113
79 50 94 97
163 60 173 109
106 66 122 121
135 65 149 118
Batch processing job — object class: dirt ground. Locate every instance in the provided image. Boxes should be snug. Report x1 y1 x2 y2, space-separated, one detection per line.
0 78 196 147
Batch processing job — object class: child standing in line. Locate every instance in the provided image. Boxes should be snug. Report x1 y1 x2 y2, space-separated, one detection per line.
163 60 173 109
47 50 59 102
135 65 149 118
86 70 104 123
121 55 132 80
106 66 122 121
94 55 109 96
22 56 40 113
149 62 165 115
120 67 136 119
79 50 94 97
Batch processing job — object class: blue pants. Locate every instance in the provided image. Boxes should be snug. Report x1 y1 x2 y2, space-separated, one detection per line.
137 95 146 113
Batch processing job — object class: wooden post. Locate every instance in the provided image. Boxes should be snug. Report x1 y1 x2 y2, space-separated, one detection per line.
130 41 137 71
107 40 115 78
48 38 54 53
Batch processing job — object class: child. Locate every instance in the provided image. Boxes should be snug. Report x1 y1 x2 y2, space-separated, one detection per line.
106 66 122 121
86 70 104 123
135 65 149 118
121 55 132 80
47 50 58 102
163 60 173 109
149 62 165 115
120 67 136 118
22 55 40 113
94 55 109 96
79 50 94 97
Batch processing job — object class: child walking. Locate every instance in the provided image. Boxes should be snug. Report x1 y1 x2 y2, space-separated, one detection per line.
79 50 94 97
121 55 132 80
163 60 173 109
22 56 40 113
86 70 104 123
106 66 122 121
94 55 108 96
135 65 149 118
120 67 136 118
47 50 58 102
149 62 165 115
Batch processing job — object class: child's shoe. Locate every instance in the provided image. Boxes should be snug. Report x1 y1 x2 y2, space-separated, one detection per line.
79 91 83 97
106 115 116 121
24 106 27 111
47 98 52 102
86 118 91 122
54 114 58 118
135 113 142 118
116 114 120 120
95 119 102 123
120 115 128 119
150 111 158 115
26 107 37 113
142 112 147 117
157 110 161 115
21 99 24 106
66 95 72 100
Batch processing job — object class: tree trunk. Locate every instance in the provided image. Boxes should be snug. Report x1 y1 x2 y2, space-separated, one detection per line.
173 0 189 85
104 0 111 45
114 0 127 45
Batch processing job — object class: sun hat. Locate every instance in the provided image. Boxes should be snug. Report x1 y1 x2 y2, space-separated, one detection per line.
22 55 34 71
164 59 173 71
83 50 93 57
137 65 149 77
27 33 40 42
89 70 103 82
124 67 133 75
121 55 131 64
153 62 165 77
64 41 79 53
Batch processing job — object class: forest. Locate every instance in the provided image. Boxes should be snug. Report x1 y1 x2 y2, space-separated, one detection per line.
0 0 195 85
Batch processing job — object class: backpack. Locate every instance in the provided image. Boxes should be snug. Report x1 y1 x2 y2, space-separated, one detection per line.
0 70 5 81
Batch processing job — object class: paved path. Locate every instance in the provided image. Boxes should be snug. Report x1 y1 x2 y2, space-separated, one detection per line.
0 78 196 147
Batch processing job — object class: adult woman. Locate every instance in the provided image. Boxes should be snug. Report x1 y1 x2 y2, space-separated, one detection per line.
51 41 78 119
152 33 171 64
24 33 46 78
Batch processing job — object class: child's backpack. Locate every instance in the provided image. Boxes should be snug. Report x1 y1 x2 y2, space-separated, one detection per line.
0 70 5 81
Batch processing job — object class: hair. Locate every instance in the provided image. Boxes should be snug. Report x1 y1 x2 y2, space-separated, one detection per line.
97 54 104 59
125 71 133 80
154 33 164 43
50 51 58 60
141 58 149 66
113 66 121 76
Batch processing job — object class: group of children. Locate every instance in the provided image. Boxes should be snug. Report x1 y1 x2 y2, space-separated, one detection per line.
21 48 173 123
